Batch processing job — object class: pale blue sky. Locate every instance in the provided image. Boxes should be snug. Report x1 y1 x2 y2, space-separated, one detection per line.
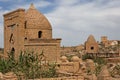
0 0 120 48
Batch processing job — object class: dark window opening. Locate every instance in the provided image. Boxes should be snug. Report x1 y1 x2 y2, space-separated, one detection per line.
11 48 15 53
9 33 14 44
91 47 94 50
57 64 60 67
38 31 42 38
9 33 13 42
10 48 15 59
25 37 27 40
7 24 15 27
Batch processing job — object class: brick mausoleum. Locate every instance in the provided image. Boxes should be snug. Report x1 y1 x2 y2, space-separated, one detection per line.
4 4 61 62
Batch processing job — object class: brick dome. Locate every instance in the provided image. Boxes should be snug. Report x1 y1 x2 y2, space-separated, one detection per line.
71 56 80 62
87 35 96 43
86 59 94 64
60 56 68 62
25 4 52 30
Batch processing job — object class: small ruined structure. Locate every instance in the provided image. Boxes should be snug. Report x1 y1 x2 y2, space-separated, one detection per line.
3 4 61 62
60 56 69 62
85 59 95 71
85 35 99 53
83 35 120 59
98 65 112 80
57 56 85 77
56 56 99 80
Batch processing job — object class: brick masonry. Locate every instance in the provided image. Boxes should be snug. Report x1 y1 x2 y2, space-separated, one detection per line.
3 4 61 62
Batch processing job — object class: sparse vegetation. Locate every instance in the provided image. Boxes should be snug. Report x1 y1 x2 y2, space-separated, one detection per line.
93 57 106 76
82 54 107 76
0 50 57 79
82 54 93 60
93 57 106 65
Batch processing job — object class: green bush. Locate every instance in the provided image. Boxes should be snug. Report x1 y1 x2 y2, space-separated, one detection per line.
0 50 57 79
82 54 93 60
93 58 106 76
93 57 106 65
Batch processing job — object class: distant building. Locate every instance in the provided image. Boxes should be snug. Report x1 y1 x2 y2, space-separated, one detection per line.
101 36 109 47
101 36 120 47
3 4 61 62
85 35 99 53
84 35 120 58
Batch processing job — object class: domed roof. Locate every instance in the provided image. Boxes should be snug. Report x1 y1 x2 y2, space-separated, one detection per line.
87 35 96 43
86 59 94 64
25 4 52 29
60 56 68 62
71 56 80 62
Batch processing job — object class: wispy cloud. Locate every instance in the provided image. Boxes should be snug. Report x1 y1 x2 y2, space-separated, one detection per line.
0 0 120 47
9 0 52 10
0 10 6 48
0 0 9 2
46 0 120 46
0 0 53 48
